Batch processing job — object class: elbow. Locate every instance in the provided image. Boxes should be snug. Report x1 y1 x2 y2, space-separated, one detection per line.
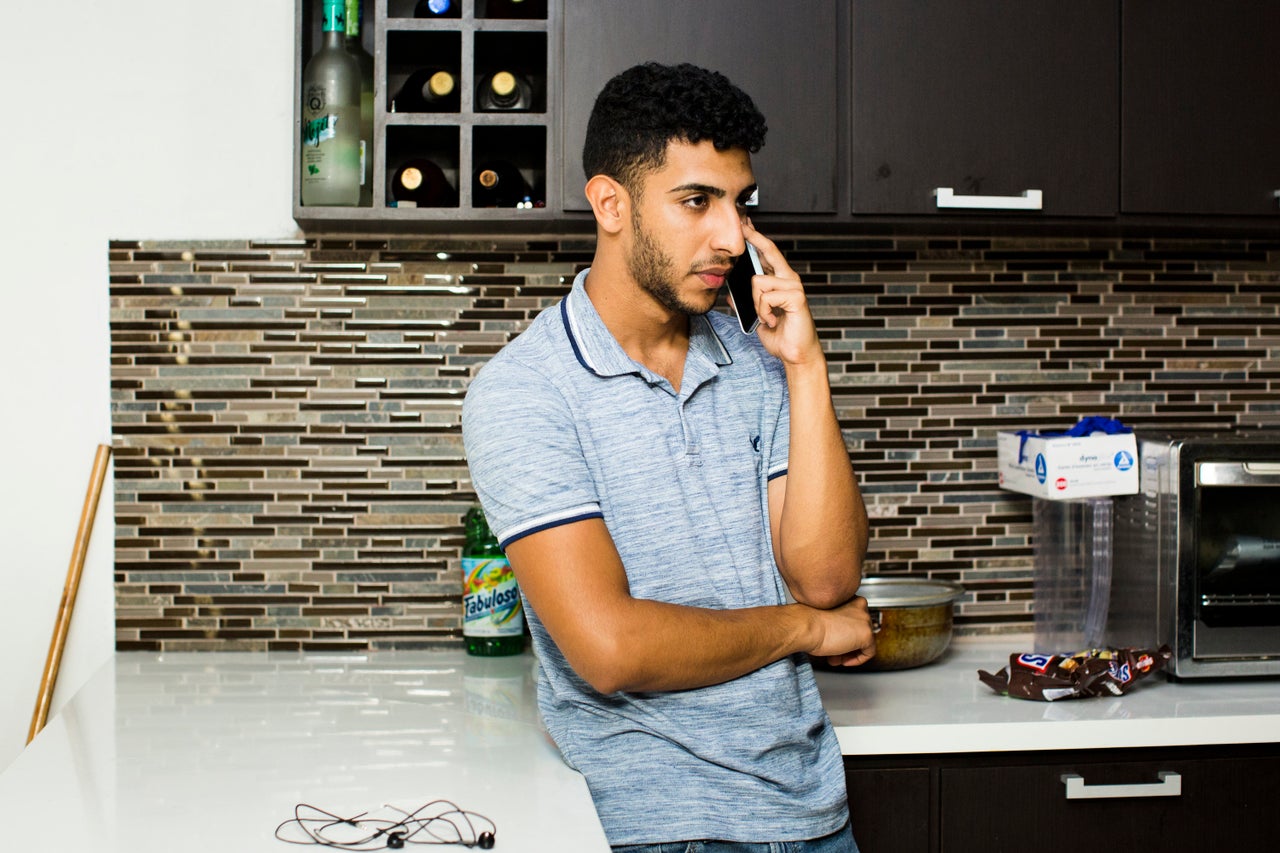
576 658 627 695
791 577 861 610
563 627 641 695
785 554 865 610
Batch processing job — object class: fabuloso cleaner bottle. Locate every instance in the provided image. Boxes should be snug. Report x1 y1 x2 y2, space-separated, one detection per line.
462 505 524 656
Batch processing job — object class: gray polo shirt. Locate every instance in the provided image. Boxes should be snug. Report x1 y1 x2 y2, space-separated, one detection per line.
461 270 848 845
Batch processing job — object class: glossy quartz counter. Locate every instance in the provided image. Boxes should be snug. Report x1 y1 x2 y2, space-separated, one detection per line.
0 652 608 852
4 640 1277 851
816 634 1280 755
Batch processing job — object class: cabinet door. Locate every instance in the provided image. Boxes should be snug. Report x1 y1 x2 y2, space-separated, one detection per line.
845 765 931 853
560 1 840 214
1121 0 1280 216
939 756 1276 853
850 0 1118 217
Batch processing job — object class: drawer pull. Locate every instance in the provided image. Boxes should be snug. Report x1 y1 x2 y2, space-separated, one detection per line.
934 187 1043 210
1061 771 1182 800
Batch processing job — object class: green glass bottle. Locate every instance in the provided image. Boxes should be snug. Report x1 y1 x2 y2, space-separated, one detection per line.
301 0 361 206
345 0 374 206
462 505 524 656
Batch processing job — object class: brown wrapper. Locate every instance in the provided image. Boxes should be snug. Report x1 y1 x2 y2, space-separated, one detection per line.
978 645 1172 701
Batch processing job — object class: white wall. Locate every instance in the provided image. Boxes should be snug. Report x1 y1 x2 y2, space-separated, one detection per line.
1 0 300 770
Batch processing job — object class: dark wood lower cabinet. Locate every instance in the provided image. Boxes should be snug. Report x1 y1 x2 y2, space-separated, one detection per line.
846 743 1278 853
845 766 932 853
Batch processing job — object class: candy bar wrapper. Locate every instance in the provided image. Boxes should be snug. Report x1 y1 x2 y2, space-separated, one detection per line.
978 646 1172 701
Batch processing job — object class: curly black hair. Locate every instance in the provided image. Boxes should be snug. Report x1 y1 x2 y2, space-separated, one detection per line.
582 62 768 197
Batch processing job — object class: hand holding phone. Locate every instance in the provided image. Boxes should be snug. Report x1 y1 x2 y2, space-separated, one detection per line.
726 242 763 334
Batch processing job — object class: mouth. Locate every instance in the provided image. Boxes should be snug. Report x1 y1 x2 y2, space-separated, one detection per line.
694 266 731 288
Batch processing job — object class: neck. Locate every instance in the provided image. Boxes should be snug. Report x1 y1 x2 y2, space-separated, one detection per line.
583 256 691 390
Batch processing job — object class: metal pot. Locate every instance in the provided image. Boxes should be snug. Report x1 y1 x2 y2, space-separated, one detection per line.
830 577 965 672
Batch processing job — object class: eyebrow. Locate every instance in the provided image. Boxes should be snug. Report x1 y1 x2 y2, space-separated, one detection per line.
667 182 760 204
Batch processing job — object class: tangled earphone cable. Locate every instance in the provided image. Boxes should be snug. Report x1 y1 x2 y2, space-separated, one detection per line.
275 799 497 850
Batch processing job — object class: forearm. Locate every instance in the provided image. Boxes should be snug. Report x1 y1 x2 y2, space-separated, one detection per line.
776 357 867 606
580 598 819 694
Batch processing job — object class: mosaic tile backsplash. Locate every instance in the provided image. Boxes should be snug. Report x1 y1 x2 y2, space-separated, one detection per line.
109 233 1280 651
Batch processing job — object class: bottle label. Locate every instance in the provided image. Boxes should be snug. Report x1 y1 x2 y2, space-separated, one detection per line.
462 557 523 637
303 114 338 147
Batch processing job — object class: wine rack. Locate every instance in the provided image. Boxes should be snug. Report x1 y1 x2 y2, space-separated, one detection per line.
294 0 560 231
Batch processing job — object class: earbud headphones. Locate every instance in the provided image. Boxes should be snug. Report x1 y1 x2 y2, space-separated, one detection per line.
275 800 498 850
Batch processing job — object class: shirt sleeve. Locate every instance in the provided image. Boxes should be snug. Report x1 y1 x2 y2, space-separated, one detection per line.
462 357 603 548
766 353 791 481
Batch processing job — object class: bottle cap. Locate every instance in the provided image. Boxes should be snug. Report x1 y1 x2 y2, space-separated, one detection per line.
478 169 500 189
490 71 516 97
400 167 423 190
428 70 455 97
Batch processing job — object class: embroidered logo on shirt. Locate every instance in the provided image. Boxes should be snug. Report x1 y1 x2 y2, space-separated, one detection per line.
751 435 761 452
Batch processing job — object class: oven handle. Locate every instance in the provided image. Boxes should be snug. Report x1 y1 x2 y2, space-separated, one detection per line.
1060 771 1182 800
1198 461 1280 486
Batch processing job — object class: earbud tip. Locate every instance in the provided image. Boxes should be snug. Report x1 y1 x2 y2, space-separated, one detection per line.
477 830 495 849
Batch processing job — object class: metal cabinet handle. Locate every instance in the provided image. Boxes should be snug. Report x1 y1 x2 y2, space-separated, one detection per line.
1061 771 1182 800
934 187 1043 210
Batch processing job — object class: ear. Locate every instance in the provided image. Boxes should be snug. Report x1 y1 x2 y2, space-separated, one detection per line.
584 175 629 235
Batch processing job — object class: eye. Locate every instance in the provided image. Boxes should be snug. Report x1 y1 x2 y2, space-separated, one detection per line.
681 194 709 210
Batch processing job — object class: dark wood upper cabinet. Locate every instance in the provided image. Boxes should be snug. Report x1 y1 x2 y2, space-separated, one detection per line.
560 0 841 215
1121 0 1280 216
292 0 1278 232
849 0 1119 218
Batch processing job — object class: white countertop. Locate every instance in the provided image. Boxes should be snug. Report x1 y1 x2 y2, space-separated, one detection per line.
0 651 608 852
817 634 1280 755
3 639 1277 851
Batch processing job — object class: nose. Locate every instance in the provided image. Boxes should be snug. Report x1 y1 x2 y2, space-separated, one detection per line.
711 203 748 260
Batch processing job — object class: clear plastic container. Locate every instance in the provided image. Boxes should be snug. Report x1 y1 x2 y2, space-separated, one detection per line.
1032 497 1113 653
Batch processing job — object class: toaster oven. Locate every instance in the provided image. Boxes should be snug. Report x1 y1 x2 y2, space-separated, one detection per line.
1108 432 1280 678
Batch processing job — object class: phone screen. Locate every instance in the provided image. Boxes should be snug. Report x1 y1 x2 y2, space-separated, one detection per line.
726 242 762 334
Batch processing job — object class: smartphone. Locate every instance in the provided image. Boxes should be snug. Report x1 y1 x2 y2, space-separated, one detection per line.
726 241 763 334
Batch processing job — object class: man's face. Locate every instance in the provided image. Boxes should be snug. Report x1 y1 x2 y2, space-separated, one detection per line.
625 139 759 320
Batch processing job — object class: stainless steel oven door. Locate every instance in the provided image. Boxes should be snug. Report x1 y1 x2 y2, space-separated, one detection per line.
1190 461 1280 665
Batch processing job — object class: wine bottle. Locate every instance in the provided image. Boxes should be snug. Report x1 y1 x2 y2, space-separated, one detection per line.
393 68 458 113
472 160 531 208
301 0 362 206
345 0 375 206
389 159 457 207
414 0 457 17
475 70 534 111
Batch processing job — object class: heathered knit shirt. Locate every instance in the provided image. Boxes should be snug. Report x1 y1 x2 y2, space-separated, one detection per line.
461 270 848 845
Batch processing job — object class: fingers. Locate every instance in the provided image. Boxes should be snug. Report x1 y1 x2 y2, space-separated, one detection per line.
827 645 876 668
742 218 797 282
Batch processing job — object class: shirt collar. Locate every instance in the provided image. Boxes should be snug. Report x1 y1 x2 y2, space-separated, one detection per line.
561 268 733 382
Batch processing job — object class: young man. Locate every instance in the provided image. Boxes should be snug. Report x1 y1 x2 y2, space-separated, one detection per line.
462 62 873 851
